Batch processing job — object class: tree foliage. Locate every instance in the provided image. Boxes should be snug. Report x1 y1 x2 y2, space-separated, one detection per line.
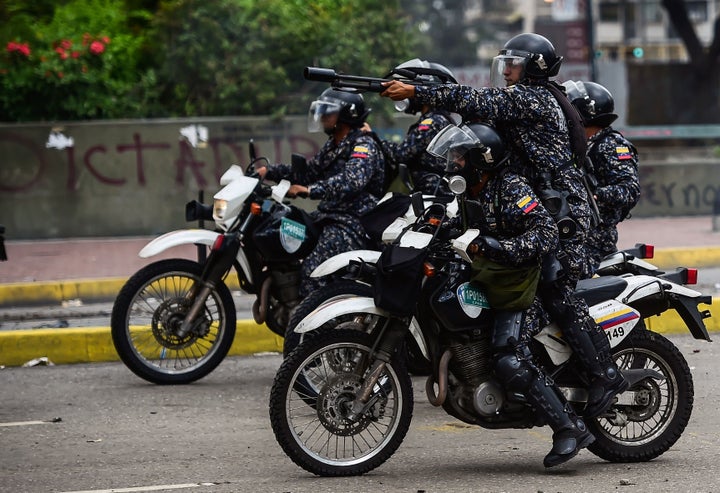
0 0 414 122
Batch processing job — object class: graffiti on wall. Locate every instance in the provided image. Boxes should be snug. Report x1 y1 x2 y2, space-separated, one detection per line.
0 129 322 193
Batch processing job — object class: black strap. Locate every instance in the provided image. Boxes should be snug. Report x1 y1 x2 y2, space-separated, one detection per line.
546 81 587 166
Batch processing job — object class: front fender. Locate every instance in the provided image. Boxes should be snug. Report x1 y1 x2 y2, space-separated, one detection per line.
310 250 382 278
139 229 221 258
294 295 430 360
139 229 254 284
295 296 388 333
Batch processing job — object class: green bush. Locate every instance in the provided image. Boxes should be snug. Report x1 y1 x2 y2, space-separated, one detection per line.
0 0 414 121
0 0 154 121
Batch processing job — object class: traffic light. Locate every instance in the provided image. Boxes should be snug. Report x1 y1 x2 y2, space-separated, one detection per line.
632 47 644 58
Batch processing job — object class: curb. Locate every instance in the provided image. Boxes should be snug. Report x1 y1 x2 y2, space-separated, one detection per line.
0 300 716 368
0 246 718 308
0 246 717 367
0 321 283 367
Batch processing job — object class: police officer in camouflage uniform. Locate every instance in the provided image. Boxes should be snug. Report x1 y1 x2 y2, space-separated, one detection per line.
563 80 640 273
381 33 627 418
372 59 457 195
257 88 385 297
428 122 594 467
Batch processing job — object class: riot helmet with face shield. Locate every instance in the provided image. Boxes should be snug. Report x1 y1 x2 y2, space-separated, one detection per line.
562 80 618 128
490 33 563 87
426 123 509 179
308 88 369 134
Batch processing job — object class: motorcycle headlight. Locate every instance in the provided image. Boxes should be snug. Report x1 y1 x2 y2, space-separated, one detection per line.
213 199 228 220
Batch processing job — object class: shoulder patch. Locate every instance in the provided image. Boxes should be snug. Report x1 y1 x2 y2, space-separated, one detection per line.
418 118 434 131
351 145 369 159
615 146 632 160
517 195 538 213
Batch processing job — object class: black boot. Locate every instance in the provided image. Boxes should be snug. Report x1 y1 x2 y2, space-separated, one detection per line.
562 317 628 417
544 418 595 468
583 361 629 417
525 374 595 468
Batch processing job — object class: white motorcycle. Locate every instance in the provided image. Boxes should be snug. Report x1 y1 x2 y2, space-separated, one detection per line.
110 147 324 384
270 191 713 476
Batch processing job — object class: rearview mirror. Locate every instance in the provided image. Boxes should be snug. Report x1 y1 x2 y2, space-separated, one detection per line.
291 153 308 176
411 191 425 218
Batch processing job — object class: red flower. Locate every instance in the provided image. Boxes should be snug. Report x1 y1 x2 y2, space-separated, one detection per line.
60 39 73 50
72 51 81 59
102 36 110 44
6 41 31 57
89 41 105 55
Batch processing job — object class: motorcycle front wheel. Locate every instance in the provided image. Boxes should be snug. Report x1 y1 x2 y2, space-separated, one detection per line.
269 329 413 477
587 328 694 462
111 259 236 384
285 280 431 376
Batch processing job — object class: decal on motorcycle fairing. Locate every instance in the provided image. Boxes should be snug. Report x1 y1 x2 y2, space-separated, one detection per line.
590 300 640 347
457 282 489 317
280 217 306 253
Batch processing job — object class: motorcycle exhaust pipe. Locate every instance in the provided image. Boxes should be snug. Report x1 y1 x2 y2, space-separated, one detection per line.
426 350 452 406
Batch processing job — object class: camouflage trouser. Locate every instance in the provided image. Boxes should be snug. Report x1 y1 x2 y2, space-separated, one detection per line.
299 218 368 298
585 225 619 275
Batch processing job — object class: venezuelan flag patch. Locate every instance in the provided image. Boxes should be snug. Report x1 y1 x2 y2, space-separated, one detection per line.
615 146 632 160
516 195 538 213
351 145 369 159
596 308 640 330
418 118 434 131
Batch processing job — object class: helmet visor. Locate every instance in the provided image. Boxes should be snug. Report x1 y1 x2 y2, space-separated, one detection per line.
308 99 341 133
426 124 481 172
562 80 589 103
489 55 527 87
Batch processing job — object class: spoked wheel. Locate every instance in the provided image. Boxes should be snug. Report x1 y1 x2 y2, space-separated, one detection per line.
269 329 413 477
111 259 236 384
587 329 694 462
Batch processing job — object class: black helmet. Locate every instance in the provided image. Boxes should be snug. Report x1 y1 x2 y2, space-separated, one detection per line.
562 80 618 127
491 33 562 86
308 88 370 132
387 58 457 114
387 58 458 84
426 122 509 173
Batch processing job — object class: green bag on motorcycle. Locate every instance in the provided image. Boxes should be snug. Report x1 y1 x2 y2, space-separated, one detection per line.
469 256 541 311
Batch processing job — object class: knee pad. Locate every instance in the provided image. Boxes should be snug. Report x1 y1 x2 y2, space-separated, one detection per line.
492 310 524 350
494 353 533 392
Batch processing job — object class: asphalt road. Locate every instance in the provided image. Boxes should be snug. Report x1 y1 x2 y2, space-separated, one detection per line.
0 332 717 493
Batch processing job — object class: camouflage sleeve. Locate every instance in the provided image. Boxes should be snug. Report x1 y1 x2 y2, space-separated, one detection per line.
384 115 448 167
264 163 292 183
265 143 327 185
309 136 383 201
593 133 640 210
414 85 544 123
482 174 559 266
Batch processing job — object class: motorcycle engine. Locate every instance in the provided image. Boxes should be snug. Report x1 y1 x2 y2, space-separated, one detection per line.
448 338 505 417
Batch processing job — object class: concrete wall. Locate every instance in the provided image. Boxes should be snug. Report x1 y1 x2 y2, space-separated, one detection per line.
1 116 719 240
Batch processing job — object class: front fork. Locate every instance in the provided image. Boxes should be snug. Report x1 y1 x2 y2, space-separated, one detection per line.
346 316 409 420
177 234 242 338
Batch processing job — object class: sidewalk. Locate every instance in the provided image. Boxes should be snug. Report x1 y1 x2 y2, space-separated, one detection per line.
1 215 718 367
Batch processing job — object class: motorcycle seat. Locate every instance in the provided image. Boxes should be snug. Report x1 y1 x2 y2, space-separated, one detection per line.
574 276 628 306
